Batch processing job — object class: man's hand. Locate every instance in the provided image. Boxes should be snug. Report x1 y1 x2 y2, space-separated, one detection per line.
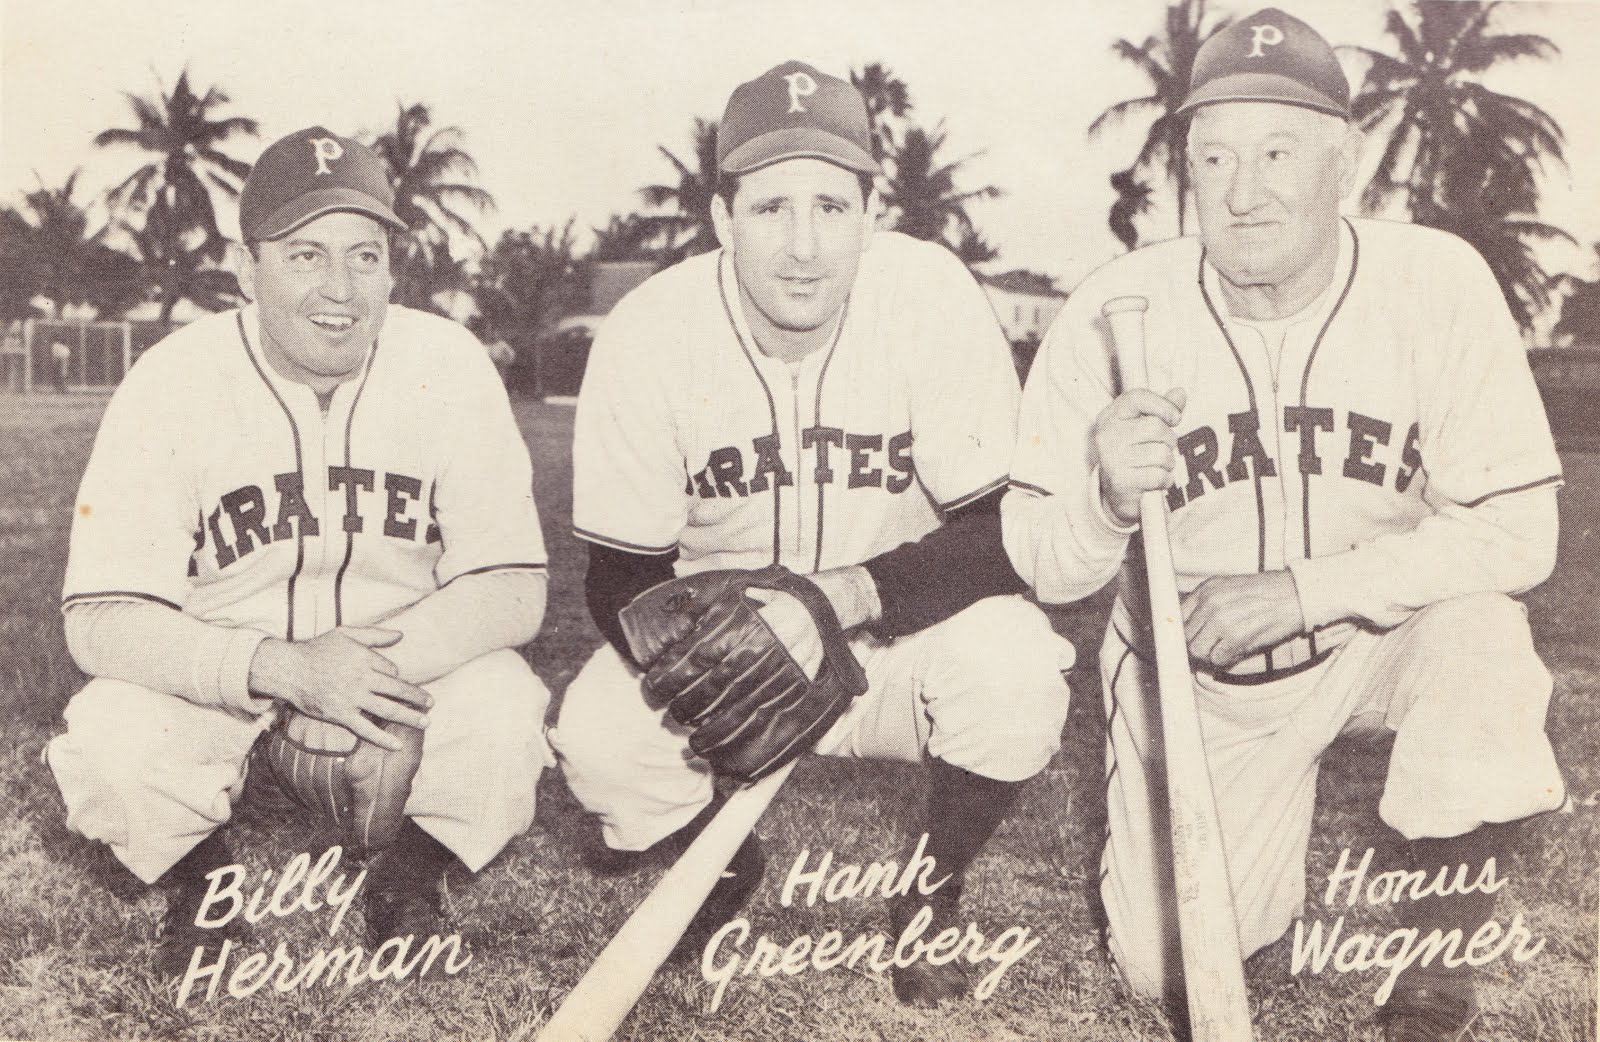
1092 387 1188 527
745 565 881 680
248 626 432 751
1181 571 1306 670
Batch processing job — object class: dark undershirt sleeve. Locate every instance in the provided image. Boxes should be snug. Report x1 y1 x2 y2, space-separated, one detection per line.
585 541 679 668
861 486 1028 638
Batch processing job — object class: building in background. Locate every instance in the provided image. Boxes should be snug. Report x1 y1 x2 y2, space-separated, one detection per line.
977 270 1067 345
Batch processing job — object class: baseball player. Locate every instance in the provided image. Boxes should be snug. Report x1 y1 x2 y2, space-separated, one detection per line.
1003 11 1564 1040
551 61 1073 1005
44 127 551 975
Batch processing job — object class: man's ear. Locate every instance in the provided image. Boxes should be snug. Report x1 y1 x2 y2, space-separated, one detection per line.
1337 125 1365 200
234 241 257 302
711 194 733 251
862 189 882 245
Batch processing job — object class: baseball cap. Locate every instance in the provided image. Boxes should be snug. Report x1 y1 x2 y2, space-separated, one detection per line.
239 127 406 241
1178 8 1350 119
717 61 881 176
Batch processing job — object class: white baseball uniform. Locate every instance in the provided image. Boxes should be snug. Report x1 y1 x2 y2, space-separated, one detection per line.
552 231 1073 852
47 303 551 883
1003 217 1565 997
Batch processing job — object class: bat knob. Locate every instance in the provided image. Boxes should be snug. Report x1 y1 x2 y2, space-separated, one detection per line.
1102 295 1150 317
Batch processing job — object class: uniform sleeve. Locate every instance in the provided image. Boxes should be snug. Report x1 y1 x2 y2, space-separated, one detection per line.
1286 238 1562 628
62 353 201 612
1415 236 1562 506
431 332 548 586
375 568 547 684
905 246 1019 510
1289 486 1557 629
1002 292 1134 605
571 297 688 555
63 600 271 714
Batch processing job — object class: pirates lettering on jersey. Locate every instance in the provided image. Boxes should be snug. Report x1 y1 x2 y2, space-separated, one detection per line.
199 467 443 570
1167 408 1422 510
687 429 915 500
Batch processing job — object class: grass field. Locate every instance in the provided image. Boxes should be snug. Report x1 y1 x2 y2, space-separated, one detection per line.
0 392 1595 1042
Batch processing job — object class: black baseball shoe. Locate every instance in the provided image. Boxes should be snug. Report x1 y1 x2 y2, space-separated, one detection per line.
155 832 244 978
1380 985 1480 1042
362 820 453 950
364 878 444 947
887 890 970 1006
156 874 246 978
668 833 766 965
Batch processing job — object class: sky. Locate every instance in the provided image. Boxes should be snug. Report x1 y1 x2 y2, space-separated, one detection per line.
3 0 1599 289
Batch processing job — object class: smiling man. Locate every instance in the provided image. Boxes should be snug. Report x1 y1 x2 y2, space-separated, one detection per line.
46 128 551 976
552 61 1073 1005
1002 10 1564 1041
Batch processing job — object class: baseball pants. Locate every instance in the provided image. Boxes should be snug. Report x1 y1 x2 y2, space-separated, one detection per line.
46 648 550 884
1098 591 1566 999
550 594 1074 852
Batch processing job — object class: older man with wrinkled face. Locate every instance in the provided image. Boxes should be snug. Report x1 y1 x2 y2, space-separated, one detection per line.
1003 10 1564 1041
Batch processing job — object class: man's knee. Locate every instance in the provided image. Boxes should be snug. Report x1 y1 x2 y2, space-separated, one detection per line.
922 597 1073 780
551 644 640 768
433 649 549 753
56 679 211 790
1406 593 1541 673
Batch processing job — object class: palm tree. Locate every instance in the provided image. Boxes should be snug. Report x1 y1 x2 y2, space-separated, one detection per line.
1088 0 1230 239
370 102 496 311
851 63 913 165
472 221 586 349
0 171 143 322
589 213 667 265
93 69 257 301
880 123 1002 264
1108 168 1155 252
125 201 243 321
1348 0 1567 329
1553 249 1600 347
638 118 720 261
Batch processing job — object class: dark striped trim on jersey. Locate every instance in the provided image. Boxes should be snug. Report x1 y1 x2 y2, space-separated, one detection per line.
62 590 182 612
1007 478 1053 498
809 305 852 573
333 338 382 627
572 526 678 555
940 475 1009 514
1294 220 1361 661
1197 252 1270 669
440 562 549 587
717 256 785 564
1462 474 1564 508
237 311 309 641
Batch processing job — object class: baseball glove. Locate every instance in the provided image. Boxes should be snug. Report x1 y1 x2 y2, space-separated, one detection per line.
248 711 424 854
620 565 868 784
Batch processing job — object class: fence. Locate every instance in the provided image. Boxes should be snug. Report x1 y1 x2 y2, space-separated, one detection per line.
1 319 179 393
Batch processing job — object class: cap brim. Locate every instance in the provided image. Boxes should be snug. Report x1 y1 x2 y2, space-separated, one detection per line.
720 127 880 176
1177 72 1349 119
251 186 407 241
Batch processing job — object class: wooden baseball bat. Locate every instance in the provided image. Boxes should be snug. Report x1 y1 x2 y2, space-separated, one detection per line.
1102 295 1254 1042
536 759 796 1042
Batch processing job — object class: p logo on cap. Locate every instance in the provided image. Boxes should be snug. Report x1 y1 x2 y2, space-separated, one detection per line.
784 71 818 114
311 137 345 175
239 126 407 242
1247 22 1285 58
1177 7 1350 118
716 61 880 177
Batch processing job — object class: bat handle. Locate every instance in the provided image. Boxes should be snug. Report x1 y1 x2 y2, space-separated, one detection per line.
537 761 797 1042
1102 295 1152 392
